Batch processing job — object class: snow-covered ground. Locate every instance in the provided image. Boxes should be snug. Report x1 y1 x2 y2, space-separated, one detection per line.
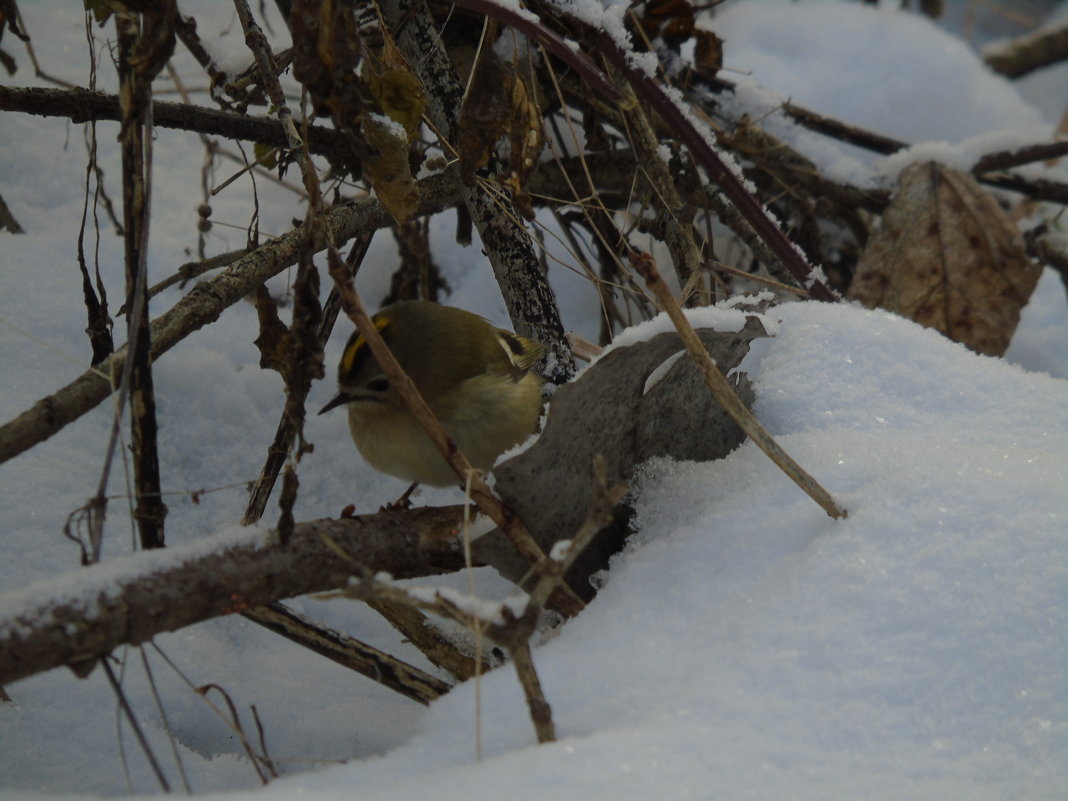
1 1 1066 798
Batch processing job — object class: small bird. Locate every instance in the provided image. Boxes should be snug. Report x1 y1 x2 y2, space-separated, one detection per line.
319 300 546 487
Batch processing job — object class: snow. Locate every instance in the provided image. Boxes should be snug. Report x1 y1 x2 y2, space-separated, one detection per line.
397 583 529 626
710 0 1063 187
365 112 408 141
873 128 1067 182
1 1 1067 799
592 291 776 360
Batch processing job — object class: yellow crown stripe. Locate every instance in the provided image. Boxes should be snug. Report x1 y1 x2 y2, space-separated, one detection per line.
341 317 390 374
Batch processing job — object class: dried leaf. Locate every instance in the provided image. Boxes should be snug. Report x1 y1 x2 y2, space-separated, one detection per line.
252 285 290 376
363 112 420 222
290 0 366 175
503 71 543 220
253 141 277 170
377 29 413 75
290 0 361 114
83 0 116 24
848 162 1041 356
693 29 723 74
633 0 695 46
458 50 511 183
458 49 543 217
364 68 425 139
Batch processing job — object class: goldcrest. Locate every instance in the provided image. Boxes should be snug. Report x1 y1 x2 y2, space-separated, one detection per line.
319 300 546 487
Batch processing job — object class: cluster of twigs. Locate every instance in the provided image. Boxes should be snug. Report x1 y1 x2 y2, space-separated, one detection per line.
1 0 1065 785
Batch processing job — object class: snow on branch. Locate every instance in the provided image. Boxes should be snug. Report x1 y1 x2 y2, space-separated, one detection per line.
0 506 469 686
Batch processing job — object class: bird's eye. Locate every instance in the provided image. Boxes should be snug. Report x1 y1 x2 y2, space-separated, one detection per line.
367 377 390 392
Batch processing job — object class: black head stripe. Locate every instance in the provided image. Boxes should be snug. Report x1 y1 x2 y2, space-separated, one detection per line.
341 317 390 377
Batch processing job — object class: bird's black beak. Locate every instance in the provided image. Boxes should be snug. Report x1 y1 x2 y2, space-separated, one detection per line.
318 391 352 415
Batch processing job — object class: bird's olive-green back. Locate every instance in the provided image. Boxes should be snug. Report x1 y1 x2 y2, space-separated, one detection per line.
338 301 544 397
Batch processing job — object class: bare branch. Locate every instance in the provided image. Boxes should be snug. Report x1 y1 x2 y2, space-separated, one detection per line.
0 506 471 687
972 141 1068 173
984 20 1068 79
511 643 555 742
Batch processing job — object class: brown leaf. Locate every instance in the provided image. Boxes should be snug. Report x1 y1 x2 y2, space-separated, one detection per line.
848 161 1041 356
503 71 543 220
252 285 290 375
365 68 426 138
290 0 366 175
693 29 723 74
458 50 511 183
290 0 361 114
457 50 543 217
633 0 695 46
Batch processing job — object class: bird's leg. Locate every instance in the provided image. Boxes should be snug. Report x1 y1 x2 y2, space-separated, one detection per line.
381 482 419 511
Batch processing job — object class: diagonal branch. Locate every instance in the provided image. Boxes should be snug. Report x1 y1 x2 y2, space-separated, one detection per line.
243 602 451 704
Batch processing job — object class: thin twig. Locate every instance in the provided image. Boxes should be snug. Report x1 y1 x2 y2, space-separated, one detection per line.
117 249 249 315
139 648 193 794
510 643 555 743
972 140 1068 173
242 602 452 704
197 684 275 783
102 658 171 792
